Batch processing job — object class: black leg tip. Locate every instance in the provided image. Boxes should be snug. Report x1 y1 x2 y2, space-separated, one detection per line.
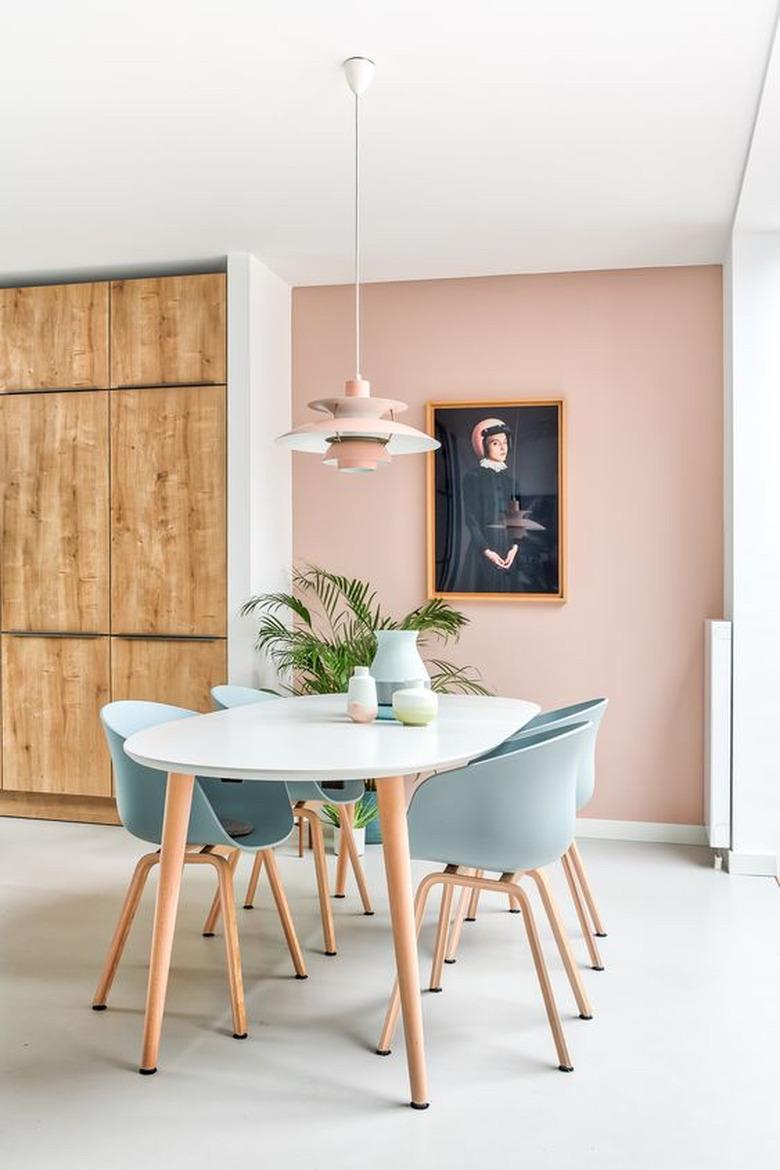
91 1003 107 1011
410 1101 430 1110
558 1065 574 1073
464 917 476 923
202 932 215 938
325 950 337 957
508 908 521 914
579 1013 593 1020
243 904 254 910
376 1048 391 1056
595 932 608 938
592 965 605 972
443 958 456 965
429 986 443 993
363 911 375 916
138 1067 157 1076
334 894 346 899
233 1032 248 1040
294 973 309 980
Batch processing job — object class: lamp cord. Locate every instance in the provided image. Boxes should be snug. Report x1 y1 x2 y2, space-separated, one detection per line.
354 90 361 381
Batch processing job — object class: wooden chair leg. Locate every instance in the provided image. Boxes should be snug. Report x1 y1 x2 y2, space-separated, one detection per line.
92 851 158 1009
334 803 351 898
465 874 483 921
527 868 593 1019
202 847 240 936
298 817 304 858
505 876 573 1072
376 871 441 1055
561 852 604 970
444 881 472 964
243 851 264 910
262 848 308 979
340 808 374 915
429 882 454 991
569 841 607 936
198 853 247 1039
300 806 337 955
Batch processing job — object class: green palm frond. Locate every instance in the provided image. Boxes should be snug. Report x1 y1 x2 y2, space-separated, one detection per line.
243 564 490 697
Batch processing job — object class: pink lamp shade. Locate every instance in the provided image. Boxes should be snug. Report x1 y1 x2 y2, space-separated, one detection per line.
277 378 438 469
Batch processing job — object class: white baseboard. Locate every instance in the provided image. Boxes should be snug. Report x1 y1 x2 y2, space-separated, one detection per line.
724 850 778 877
575 817 708 846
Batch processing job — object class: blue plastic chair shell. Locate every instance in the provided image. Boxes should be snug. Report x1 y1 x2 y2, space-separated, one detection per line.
211 685 365 806
506 698 608 811
407 723 591 875
101 700 294 851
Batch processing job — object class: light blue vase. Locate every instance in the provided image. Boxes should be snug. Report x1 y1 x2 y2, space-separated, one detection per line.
370 630 430 719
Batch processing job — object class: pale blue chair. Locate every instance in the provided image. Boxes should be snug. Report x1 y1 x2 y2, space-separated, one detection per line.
210 685 373 955
451 698 609 970
92 701 307 1044
376 722 593 1073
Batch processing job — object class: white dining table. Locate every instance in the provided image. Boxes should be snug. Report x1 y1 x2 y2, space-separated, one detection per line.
124 692 540 1108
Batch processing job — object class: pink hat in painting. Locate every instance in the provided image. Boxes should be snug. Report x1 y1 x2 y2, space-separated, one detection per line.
471 418 510 459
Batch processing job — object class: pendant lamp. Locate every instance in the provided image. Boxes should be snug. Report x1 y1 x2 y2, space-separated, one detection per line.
277 57 439 473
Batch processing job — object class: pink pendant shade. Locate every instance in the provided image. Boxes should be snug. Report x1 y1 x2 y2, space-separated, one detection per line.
275 59 439 471
277 379 439 464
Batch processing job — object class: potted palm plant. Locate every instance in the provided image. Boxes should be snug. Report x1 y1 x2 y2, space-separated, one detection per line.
241 566 490 843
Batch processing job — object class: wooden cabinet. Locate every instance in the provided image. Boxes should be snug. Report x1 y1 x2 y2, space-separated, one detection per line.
0 282 108 391
0 392 109 632
111 385 226 636
110 274 226 387
1 635 111 796
111 637 227 713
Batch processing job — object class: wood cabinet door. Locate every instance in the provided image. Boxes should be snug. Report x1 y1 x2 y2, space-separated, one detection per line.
110 274 226 387
111 385 226 635
1 392 110 632
0 282 108 391
111 637 227 713
1 635 111 795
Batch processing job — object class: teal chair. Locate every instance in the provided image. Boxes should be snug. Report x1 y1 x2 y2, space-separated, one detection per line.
92 701 307 1043
449 698 609 970
376 722 592 1074
210 685 373 956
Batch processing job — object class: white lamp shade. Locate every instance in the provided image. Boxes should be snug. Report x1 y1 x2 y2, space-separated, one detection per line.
276 415 439 455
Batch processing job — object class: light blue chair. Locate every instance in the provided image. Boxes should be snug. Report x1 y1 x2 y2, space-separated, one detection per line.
211 685 373 956
92 701 307 1043
376 722 593 1074
453 698 609 970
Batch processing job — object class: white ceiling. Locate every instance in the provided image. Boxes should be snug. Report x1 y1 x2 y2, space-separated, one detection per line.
1 0 778 287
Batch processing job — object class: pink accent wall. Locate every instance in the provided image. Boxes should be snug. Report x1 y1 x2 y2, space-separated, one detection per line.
292 266 723 825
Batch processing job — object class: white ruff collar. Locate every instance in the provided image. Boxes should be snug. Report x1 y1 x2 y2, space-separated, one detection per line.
479 458 507 472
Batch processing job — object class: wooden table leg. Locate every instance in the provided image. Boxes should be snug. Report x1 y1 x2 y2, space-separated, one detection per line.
139 771 194 1074
376 775 429 1110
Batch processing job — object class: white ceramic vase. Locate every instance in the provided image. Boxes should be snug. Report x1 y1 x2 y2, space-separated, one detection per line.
370 630 430 717
347 666 378 723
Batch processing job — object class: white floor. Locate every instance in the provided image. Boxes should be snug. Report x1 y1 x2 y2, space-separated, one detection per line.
1 819 778 1169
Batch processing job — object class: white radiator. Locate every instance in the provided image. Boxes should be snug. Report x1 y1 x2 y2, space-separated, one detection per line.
704 620 732 849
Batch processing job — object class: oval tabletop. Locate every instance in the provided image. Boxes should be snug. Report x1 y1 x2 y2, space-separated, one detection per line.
124 693 540 782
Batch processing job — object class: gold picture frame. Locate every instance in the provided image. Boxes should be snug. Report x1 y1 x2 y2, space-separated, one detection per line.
426 399 566 602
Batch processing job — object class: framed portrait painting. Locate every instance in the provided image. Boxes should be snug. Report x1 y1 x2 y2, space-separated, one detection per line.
427 400 566 602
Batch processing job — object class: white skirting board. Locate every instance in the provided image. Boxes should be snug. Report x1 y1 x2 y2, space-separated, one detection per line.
576 818 708 846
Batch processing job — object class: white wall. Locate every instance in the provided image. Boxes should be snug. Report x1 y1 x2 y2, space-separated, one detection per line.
725 232 780 874
227 253 291 688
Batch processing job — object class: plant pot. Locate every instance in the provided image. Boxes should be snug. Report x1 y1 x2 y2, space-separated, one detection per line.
362 791 381 844
332 825 366 856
